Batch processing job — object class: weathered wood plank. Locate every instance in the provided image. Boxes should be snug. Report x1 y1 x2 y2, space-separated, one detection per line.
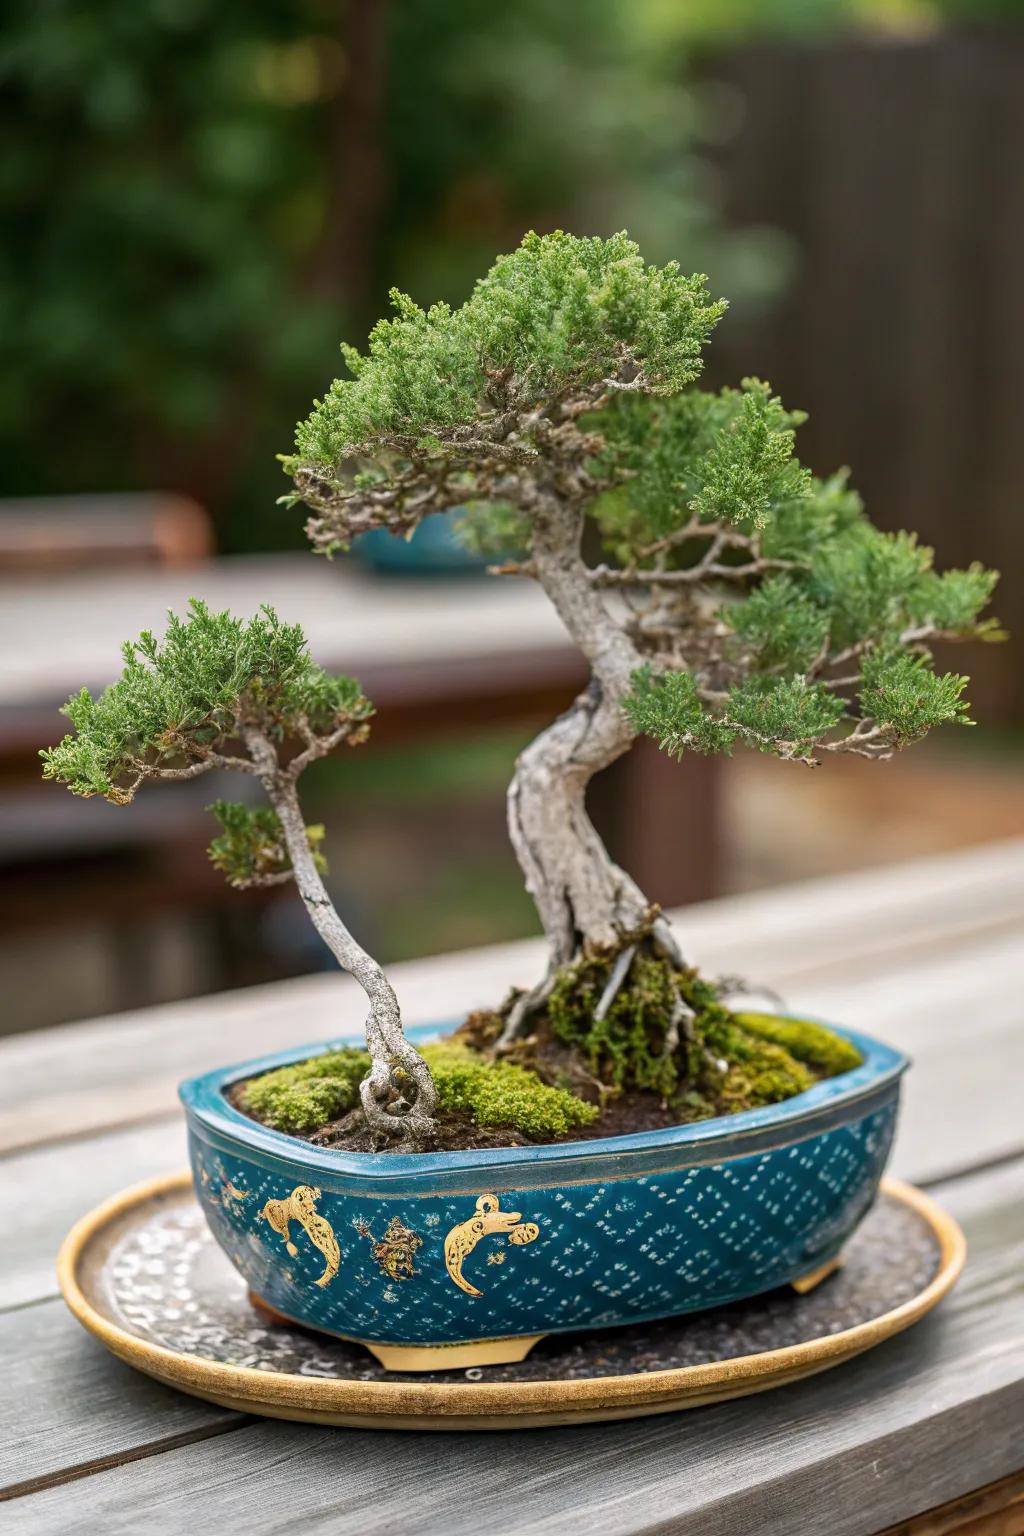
796 928 1024 1184
0 1117 187 1313
0 1301 243 1498
877 1469 1024 1536
2 838 1022 1154
2 1158 1021 1532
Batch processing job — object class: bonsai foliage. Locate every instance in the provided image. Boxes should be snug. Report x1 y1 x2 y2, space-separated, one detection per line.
41 600 437 1139
286 230 1000 1059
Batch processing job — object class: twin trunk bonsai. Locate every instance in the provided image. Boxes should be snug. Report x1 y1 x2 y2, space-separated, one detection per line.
44 231 999 1150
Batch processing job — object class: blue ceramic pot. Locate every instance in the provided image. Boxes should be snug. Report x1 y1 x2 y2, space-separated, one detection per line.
179 1021 906 1370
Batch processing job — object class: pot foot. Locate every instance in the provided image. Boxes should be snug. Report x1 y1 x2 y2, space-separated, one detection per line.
247 1291 545 1371
790 1254 843 1294
362 1335 546 1372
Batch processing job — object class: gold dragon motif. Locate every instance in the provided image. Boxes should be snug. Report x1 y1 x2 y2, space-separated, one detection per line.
259 1184 340 1288
444 1193 539 1297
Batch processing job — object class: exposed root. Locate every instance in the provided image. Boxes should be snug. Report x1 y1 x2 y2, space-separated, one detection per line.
594 943 638 1022
495 970 560 1051
497 906 682 1052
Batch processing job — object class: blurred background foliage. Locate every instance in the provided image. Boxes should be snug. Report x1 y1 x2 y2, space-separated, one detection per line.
0 0 962 552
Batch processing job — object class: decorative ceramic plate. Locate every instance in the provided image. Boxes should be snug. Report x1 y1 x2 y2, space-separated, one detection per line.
58 1172 964 1431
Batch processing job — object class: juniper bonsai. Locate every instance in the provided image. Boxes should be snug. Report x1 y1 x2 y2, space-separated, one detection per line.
41 600 600 1146
41 230 1001 1152
39 601 444 1138
284 229 1001 1062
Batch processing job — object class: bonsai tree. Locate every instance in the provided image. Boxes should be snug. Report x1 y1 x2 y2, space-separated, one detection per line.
283 229 1000 1055
41 600 595 1146
43 230 1001 1154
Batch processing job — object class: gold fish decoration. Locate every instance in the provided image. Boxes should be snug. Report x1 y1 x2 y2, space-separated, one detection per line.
259 1185 340 1289
444 1193 539 1297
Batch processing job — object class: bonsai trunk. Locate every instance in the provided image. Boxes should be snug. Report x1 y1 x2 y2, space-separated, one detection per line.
500 496 684 1041
508 682 658 965
243 727 436 1139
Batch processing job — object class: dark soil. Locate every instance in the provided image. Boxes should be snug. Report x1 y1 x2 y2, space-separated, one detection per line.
309 1107 535 1154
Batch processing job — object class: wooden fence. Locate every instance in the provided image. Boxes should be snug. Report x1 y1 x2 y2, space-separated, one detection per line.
708 28 1024 726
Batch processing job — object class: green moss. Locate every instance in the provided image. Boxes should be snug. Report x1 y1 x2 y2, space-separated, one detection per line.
425 1044 597 1138
700 1016 815 1109
240 1041 597 1140
548 949 681 1098
733 1012 863 1076
545 948 848 1115
238 989 861 1142
238 1048 368 1134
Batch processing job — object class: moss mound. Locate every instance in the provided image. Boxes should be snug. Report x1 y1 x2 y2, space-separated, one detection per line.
701 1015 814 1110
732 1012 864 1075
239 1041 598 1140
239 1047 368 1134
513 948 862 1121
548 950 682 1099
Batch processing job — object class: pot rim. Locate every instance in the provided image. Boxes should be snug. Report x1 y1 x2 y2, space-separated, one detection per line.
179 1018 907 1187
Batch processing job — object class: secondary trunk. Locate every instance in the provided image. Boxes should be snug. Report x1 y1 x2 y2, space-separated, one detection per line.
242 726 436 1139
273 778 437 1136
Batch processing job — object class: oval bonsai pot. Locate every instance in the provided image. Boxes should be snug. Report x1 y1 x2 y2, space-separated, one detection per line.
179 1020 907 1370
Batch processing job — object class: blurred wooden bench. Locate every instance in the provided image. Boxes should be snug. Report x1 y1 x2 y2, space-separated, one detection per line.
0 493 213 572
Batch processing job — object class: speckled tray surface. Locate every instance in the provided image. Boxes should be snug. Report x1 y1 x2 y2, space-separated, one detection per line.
59 1172 964 1430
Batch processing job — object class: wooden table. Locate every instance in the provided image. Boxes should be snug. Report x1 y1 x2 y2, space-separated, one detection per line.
2 838 1022 1533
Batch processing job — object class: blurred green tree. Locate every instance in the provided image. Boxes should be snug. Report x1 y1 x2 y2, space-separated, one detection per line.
0 0 786 548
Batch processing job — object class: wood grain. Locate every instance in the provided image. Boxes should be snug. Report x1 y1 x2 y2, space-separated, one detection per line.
0 1117 187 1313
0 1301 243 1499
3 1157 1020 1533
2 842 1021 1532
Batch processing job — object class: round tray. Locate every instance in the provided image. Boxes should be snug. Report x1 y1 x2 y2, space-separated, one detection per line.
58 1171 964 1431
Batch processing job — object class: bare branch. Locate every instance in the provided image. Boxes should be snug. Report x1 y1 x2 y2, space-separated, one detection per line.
819 720 895 760
229 869 296 890
589 554 803 589
131 756 219 784
286 716 366 780
603 374 648 393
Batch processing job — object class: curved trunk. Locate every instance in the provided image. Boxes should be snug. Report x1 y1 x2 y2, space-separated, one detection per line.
242 727 436 1138
507 681 654 964
500 498 684 1040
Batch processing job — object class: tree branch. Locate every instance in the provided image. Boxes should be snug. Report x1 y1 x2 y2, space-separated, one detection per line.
240 722 436 1139
229 869 296 890
285 716 366 780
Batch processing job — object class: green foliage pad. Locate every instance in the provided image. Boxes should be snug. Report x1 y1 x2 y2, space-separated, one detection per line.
290 235 1000 766
40 599 372 804
287 230 725 476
